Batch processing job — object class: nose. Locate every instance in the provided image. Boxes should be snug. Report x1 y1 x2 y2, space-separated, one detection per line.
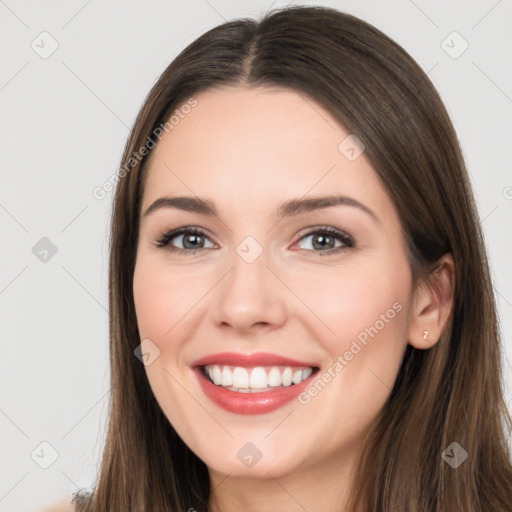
210 245 288 335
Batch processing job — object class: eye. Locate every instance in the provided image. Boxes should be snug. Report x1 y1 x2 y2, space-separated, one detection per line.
154 227 215 254
154 225 355 256
295 226 355 255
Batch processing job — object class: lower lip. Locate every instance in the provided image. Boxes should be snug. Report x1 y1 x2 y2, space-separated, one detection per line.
194 366 316 415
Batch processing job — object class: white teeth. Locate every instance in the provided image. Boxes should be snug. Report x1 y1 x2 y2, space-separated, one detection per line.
212 365 222 385
281 367 293 386
249 367 267 389
221 366 233 386
302 367 313 380
203 364 315 391
267 367 282 387
232 367 249 388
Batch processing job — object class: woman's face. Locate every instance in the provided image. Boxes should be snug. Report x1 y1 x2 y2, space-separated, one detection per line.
133 86 415 480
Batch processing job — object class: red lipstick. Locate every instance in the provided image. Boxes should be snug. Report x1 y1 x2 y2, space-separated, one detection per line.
192 351 317 368
192 352 319 415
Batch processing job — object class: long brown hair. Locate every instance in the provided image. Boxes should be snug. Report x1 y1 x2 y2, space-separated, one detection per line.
74 5 512 511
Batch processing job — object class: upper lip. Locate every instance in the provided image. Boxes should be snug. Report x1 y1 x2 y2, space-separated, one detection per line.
191 352 318 368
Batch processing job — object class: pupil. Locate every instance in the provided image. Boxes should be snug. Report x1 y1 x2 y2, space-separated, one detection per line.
185 234 203 249
313 234 332 250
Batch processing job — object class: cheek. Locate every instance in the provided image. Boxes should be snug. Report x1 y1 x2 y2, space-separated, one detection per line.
132 257 218 382
292 266 411 435
133 265 170 340
296 262 411 391
132 261 194 406
299 264 408 339
133 258 199 340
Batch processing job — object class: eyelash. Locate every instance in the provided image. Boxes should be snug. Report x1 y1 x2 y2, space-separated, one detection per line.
153 226 356 256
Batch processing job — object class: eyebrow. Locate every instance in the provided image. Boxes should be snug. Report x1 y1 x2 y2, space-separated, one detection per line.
143 194 379 223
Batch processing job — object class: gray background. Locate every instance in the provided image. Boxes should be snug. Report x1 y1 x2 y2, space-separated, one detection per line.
1 1 511 510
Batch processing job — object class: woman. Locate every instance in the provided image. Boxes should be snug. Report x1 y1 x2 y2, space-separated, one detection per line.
71 5 512 511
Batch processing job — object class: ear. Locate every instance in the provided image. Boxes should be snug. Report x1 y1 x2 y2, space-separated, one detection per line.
408 253 455 349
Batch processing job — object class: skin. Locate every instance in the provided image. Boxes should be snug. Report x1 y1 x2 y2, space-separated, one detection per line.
132 86 454 512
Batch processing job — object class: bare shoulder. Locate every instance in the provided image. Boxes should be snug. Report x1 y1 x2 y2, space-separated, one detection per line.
42 501 75 512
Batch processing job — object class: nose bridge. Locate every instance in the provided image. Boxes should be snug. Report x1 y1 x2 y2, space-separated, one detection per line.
211 234 286 330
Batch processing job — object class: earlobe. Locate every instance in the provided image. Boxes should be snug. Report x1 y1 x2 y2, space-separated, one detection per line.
408 253 455 350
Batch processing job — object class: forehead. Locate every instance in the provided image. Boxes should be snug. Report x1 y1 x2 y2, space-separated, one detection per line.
147 85 349 169
141 86 394 221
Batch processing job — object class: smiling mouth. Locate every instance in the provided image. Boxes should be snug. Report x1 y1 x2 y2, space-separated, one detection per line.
199 364 319 393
